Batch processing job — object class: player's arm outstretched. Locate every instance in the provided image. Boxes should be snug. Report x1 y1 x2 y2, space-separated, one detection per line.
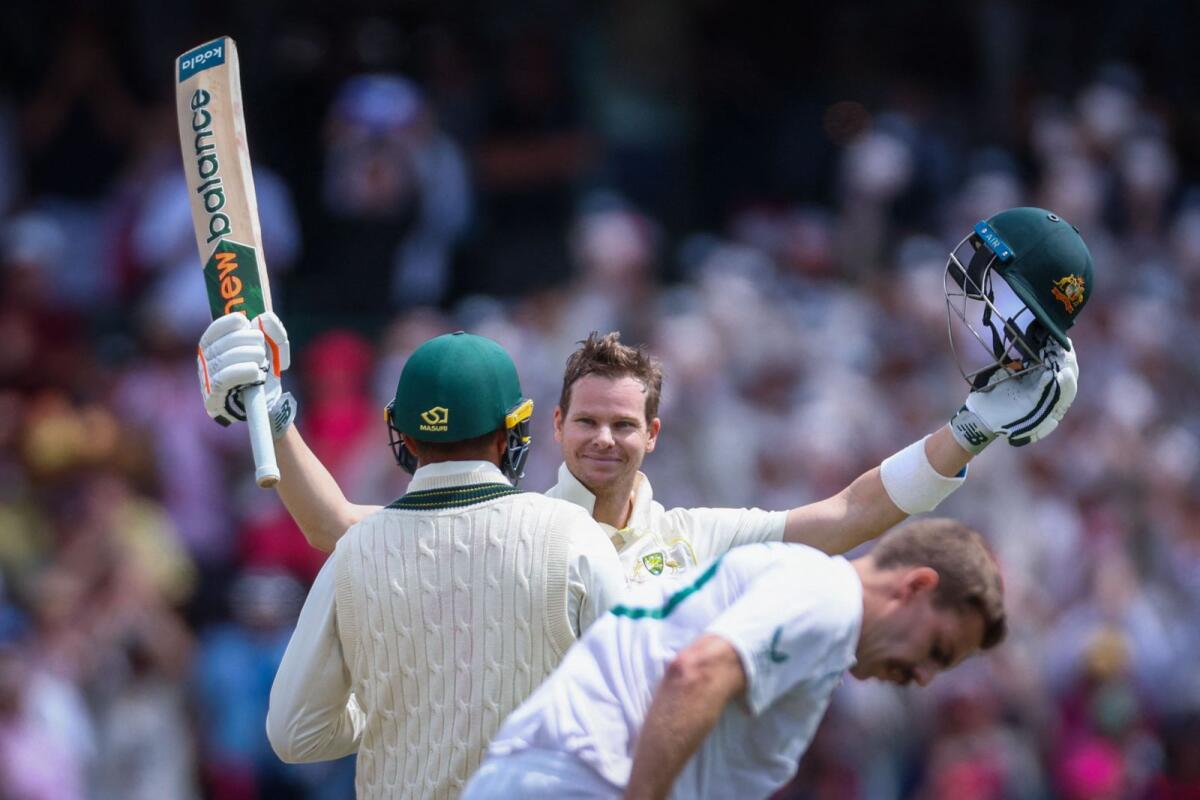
197 313 381 553
783 339 1078 555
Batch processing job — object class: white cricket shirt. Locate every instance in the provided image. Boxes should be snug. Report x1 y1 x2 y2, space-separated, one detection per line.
545 463 787 584
484 541 863 799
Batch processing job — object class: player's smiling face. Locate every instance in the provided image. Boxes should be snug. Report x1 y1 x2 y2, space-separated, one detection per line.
554 374 661 497
851 571 986 687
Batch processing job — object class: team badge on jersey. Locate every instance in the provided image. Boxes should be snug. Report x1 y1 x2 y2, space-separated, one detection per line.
642 551 665 576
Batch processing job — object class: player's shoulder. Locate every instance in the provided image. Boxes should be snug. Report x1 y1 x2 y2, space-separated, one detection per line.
336 500 426 544
726 541 850 582
537 493 608 532
333 513 376 553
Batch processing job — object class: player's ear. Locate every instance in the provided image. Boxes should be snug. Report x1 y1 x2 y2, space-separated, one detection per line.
902 567 940 599
645 416 662 452
400 434 422 461
553 405 565 442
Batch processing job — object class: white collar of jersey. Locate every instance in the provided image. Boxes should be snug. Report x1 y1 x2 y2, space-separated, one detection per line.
548 462 656 533
407 460 511 493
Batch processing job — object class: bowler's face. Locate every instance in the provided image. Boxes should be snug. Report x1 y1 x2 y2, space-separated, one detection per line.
852 593 985 687
554 374 660 497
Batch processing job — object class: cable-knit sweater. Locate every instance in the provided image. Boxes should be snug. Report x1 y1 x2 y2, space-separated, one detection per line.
265 461 625 798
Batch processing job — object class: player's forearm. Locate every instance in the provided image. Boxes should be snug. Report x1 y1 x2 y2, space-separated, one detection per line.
783 467 904 554
274 426 380 553
924 425 973 476
784 428 971 554
625 636 745 800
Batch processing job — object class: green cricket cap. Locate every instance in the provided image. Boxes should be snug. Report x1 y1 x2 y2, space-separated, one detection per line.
985 207 1094 349
393 332 524 443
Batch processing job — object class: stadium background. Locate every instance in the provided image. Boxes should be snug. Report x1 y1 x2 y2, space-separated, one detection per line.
2 1 1200 797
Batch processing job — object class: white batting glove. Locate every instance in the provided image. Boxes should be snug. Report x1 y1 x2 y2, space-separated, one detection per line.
949 339 1079 454
197 311 296 438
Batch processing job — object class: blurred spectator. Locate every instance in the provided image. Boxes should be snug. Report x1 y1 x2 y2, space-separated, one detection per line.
112 314 249 566
0 646 87 800
470 27 597 297
307 74 470 324
193 570 318 799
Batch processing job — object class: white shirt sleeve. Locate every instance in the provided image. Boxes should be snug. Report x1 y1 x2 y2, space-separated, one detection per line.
266 555 365 762
567 520 627 637
704 551 860 716
673 506 788 564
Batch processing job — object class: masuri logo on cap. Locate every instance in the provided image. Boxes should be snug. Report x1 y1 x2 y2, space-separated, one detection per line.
419 406 449 432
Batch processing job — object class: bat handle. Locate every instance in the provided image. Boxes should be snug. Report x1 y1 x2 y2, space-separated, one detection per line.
243 383 280 488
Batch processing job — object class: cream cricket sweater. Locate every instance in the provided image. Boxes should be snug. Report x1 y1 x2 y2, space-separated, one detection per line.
333 463 581 799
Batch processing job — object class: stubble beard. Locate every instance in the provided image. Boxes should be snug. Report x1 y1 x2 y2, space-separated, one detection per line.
575 452 641 507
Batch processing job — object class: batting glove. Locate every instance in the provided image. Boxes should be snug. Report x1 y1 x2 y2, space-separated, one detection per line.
197 311 296 438
949 338 1079 454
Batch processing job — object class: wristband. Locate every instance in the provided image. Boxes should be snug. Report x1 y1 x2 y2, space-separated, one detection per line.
949 406 997 455
880 436 967 515
269 392 297 439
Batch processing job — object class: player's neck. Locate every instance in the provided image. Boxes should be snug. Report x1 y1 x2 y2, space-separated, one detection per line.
591 478 638 529
850 559 891 667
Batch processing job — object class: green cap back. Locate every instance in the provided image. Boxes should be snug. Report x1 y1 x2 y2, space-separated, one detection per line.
393 332 523 443
986 207 1094 349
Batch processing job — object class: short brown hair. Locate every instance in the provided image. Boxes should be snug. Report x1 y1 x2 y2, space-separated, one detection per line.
559 332 664 423
870 518 1007 650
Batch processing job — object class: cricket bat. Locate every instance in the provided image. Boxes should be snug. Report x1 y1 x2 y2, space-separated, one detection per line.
175 36 279 487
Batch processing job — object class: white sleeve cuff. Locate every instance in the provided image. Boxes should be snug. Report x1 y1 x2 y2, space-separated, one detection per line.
880 436 967 515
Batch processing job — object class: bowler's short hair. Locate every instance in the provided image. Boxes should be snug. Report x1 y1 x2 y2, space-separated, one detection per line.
870 518 1007 650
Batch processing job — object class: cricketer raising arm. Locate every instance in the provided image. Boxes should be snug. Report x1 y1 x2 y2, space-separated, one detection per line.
263 332 625 799
197 207 1093 588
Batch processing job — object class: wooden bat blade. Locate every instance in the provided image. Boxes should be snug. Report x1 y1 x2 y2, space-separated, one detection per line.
176 36 279 487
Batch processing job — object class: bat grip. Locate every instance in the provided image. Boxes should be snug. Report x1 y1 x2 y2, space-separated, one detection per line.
243 383 280 487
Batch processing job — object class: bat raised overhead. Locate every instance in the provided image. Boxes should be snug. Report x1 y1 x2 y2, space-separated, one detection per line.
175 36 279 487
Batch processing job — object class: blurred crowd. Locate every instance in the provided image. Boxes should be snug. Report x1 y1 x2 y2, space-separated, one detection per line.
2 3 1200 799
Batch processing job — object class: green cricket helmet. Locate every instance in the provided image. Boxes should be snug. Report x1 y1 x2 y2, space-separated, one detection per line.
944 207 1094 387
384 331 534 483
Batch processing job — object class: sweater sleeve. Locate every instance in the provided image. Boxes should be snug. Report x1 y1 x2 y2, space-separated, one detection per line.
266 555 365 762
567 514 627 636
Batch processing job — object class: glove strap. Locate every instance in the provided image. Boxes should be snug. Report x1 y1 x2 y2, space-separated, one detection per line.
949 406 997 455
269 392 297 440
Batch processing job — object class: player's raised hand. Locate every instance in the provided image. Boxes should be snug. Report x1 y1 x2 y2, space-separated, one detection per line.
949 338 1079 453
197 311 296 438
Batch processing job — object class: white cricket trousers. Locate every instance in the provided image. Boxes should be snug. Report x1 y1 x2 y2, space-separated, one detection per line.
462 748 620 799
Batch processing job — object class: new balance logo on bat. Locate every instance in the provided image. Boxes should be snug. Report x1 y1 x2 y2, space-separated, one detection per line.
214 250 245 314
188 89 233 245
202 241 264 319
